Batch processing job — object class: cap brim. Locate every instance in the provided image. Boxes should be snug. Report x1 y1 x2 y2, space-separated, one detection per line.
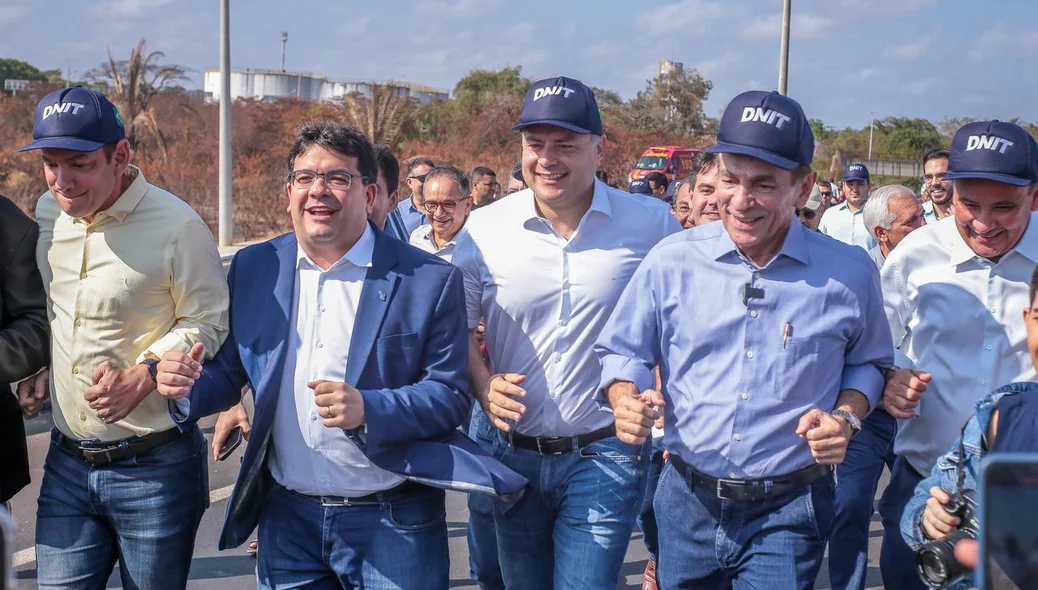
843 175 870 182
944 171 1032 187
707 142 800 171
19 137 106 152
512 120 595 134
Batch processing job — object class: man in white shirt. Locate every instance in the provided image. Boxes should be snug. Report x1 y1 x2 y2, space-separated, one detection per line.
453 76 681 589
818 163 878 250
862 184 926 268
878 120 1038 589
409 165 473 263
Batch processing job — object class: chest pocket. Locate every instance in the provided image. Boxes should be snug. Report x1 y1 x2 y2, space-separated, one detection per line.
771 338 823 401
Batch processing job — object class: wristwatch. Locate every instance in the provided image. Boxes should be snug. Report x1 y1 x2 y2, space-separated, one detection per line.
831 409 862 438
141 357 160 384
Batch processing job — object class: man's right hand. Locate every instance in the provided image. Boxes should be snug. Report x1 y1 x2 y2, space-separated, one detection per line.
884 368 931 419
608 383 664 445
922 486 961 541
482 373 527 433
213 399 251 462
156 343 205 400
17 370 49 419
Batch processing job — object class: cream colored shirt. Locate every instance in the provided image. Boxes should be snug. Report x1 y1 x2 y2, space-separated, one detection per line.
36 167 229 441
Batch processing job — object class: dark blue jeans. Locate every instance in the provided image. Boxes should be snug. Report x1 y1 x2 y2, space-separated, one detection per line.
490 432 648 590
637 437 665 561
829 408 898 590
655 460 835 589
467 405 504 590
879 456 928 590
35 427 209 589
258 482 449 589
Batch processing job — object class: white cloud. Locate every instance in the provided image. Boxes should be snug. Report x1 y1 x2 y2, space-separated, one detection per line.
882 37 931 60
416 0 504 19
968 24 1038 61
855 67 878 81
0 3 30 27
905 77 935 96
740 12 834 42
697 51 743 78
90 0 173 20
635 0 730 36
829 0 938 17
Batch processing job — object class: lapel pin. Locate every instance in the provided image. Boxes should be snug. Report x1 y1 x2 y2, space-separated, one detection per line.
379 290 387 301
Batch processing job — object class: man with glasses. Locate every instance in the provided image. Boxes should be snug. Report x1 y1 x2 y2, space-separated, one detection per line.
154 121 524 589
922 148 954 223
796 184 825 231
410 166 473 262
399 156 435 236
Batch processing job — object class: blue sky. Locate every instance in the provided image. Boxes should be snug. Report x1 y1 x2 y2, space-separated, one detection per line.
1 0 1036 129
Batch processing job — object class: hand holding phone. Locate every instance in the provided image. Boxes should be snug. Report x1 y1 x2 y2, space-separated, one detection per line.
217 426 244 462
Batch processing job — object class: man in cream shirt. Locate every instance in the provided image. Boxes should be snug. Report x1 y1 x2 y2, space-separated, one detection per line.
409 165 473 263
21 87 228 589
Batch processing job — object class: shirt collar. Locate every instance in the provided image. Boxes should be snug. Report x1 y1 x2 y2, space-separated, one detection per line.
520 179 613 226
417 224 461 251
713 217 811 268
76 165 147 223
298 223 375 270
948 213 1038 266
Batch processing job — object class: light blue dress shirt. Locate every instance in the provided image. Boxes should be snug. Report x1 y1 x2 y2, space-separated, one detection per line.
595 218 894 479
398 196 428 237
818 202 878 251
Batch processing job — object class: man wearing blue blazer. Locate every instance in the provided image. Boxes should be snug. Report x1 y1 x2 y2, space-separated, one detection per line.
154 121 525 590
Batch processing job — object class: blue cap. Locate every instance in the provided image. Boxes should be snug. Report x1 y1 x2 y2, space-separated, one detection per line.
844 163 870 182
20 86 126 152
707 90 814 170
513 76 603 135
944 121 1038 187
628 180 653 195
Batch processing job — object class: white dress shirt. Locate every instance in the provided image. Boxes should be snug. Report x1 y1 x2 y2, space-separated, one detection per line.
819 202 878 251
409 224 462 262
453 181 682 437
882 215 1038 474
269 225 405 496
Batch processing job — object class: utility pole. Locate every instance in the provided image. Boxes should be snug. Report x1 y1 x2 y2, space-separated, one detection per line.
868 112 875 160
281 31 288 72
218 0 233 247
778 0 791 95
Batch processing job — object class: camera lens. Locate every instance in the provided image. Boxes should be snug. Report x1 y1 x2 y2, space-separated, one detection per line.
918 548 949 586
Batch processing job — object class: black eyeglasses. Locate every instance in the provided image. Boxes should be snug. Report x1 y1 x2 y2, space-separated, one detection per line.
288 170 360 190
796 208 817 220
407 173 429 183
423 197 470 213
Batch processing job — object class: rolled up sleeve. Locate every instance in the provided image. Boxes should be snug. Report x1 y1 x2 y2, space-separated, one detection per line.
139 217 229 363
595 251 661 396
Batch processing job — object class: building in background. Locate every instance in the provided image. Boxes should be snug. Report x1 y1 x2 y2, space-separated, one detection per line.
202 68 449 105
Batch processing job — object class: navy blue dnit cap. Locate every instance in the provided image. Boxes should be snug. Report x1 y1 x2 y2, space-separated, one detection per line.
513 76 603 135
844 163 870 182
944 120 1038 187
707 90 814 170
20 86 126 152
628 180 653 195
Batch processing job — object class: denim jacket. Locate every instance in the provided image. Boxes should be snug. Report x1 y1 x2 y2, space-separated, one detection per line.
900 381 1038 589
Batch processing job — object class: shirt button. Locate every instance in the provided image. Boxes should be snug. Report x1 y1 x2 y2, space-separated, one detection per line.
311 414 318 421
80 412 87 421
749 311 758 318
990 307 996 313
981 380 989 386
317 342 324 349
734 434 743 442
746 351 755 360
741 393 749 400
320 305 326 312
558 319 567 327
74 319 82 327
729 473 738 479
554 353 562 363
72 366 79 375
986 345 993 350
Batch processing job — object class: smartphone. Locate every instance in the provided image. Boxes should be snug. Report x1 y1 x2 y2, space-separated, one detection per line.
217 426 244 462
978 454 1038 590
0 505 12 590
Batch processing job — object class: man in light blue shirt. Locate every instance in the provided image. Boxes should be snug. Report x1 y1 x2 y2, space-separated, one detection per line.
596 90 893 589
398 156 433 236
818 163 878 251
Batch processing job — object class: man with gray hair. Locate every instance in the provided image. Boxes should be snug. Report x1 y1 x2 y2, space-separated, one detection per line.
862 185 926 268
828 183 925 590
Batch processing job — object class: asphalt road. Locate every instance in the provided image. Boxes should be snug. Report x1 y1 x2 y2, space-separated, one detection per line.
9 410 888 589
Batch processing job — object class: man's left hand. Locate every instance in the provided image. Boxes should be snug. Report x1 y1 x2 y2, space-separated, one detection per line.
310 380 366 430
796 409 851 465
84 362 153 424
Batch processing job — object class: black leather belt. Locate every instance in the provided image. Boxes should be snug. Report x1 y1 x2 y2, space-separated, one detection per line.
59 427 184 466
671 454 831 502
510 424 615 455
281 479 428 507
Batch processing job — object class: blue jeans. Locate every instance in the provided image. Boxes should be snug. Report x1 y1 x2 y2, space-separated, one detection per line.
655 460 835 589
879 456 927 590
637 437 665 561
258 481 449 589
830 408 898 590
35 427 209 590
467 405 504 590
490 432 648 590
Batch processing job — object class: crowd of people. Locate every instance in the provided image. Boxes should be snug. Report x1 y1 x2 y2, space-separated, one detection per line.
1 74 1037 590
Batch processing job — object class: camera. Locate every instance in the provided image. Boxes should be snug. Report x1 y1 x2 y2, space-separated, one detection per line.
916 489 980 588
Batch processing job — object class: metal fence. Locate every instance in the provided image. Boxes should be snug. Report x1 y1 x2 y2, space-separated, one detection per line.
856 159 924 179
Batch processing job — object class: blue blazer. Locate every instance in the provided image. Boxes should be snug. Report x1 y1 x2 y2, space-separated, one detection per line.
172 225 527 549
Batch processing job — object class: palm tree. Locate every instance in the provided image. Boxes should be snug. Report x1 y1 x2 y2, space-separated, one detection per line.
90 39 190 162
340 82 417 150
